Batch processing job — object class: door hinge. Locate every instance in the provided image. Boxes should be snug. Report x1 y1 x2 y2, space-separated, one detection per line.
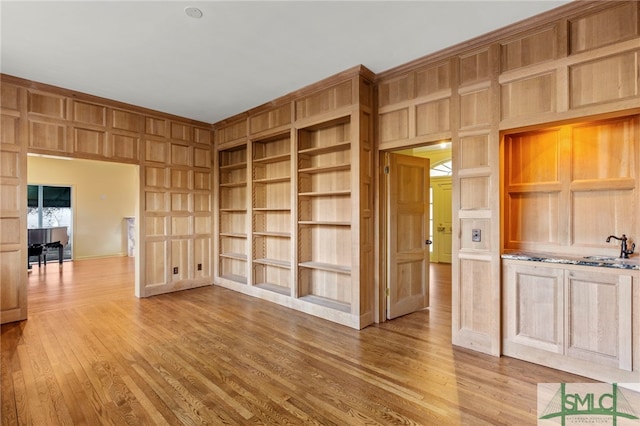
384 166 390 174
386 287 390 296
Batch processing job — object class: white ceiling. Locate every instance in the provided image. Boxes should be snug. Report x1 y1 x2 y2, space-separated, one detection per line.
1 1 570 124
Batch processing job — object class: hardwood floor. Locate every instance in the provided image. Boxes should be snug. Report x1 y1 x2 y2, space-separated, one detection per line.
2 257 589 425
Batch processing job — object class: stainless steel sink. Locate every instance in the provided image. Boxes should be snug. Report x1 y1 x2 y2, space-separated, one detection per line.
583 255 618 261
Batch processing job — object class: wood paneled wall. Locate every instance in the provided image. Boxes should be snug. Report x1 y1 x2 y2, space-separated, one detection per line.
376 1 640 355
0 76 213 322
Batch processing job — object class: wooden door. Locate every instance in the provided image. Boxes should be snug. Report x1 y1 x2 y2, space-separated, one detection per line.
435 180 452 263
386 153 430 319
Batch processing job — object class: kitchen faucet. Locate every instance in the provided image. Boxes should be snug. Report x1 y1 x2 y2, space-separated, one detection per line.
606 234 635 259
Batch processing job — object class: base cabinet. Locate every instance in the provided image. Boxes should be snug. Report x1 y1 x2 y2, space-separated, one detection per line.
503 260 636 381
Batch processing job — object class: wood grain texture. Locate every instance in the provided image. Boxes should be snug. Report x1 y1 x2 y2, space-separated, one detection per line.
2 258 588 425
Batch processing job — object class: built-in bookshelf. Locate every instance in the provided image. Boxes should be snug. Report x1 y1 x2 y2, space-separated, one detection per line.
252 134 293 295
297 118 353 312
218 145 248 284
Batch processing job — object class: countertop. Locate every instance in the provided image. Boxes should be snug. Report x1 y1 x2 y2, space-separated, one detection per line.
501 251 640 271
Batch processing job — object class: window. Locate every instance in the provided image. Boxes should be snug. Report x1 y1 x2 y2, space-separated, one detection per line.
27 185 73 260
430 160 452 177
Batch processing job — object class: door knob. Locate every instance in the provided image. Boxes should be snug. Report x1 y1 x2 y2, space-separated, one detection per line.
425 239 433 245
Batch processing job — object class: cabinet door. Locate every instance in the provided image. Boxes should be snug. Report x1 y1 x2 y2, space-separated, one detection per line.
504 263 564 353
565 270 632 371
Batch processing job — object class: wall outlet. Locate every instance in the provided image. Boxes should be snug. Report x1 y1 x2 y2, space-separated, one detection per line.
173 267 178 274
472 229 481 242
197 263 202 271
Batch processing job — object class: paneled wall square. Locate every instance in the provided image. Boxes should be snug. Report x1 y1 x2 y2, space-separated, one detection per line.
506 192 560 245
110 133 139 161
145 216 167 237
73 101 106 126
194 215 211 234
570 51 638 108
0 150 19 178
145 191 168 212
459 50 490 85
295 80 352 120
379 109 409 143
145 117 166 137
145 139 167 163
171 143 191 167
460 90 490 129
416 98 450 136
194 127 211 145
459 258 492 333
29 121 67 152
112 109 141 133
170 169 191 190
170 122 192 142
459 135 489 169
571 117 637 180
250 104 291 135
505 129 559 185
193 193 211 212
416 62 450 97
569 2 639 54
215 120 247 146
1 85 19 110
1 115 19 145
193 147 211 168
145 241 167 286
28 91 65 119
193 171 211 191
501 73 556 120
501 26 558 72
171 216 191 236
378 74 412 108
572 189 634 246
460 219 491 251
74 127 105 157
460 176 489 210
171 192 191 212
145 166 168 188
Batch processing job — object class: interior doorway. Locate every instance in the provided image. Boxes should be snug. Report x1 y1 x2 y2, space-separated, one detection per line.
382 142 452 321
26 155 139 312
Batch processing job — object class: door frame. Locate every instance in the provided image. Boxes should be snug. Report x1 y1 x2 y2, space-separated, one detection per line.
376 142 452 322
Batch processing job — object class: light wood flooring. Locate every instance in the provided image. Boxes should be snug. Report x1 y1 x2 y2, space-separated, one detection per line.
2 257 589 425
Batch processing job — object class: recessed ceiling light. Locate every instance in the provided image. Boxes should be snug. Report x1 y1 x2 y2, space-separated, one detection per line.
185 7 203 19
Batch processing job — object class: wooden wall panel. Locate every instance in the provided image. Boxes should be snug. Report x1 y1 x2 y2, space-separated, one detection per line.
145 216 167 237
73 101 106 126
74 128 105 157
194 127 212 145
250 103 291 134
501 26 558 71
460 89 490 129
145 117 166 137
416 98 450 136
171 122 192 142
459 135 489 169
378 74 412 108
145 139 167 163
215 119 247 146
457 259 492 334
145 241 167 286
170 169 191 190
460 219 491 251
572 189 634 246
501 73 556 119
459 50 490 86
379 109 409 143
110 133 139 162
29 121 67 153
295 80 352 120
569 51 639 108
569 2 639 54
28 91 65 119
112 109 142 133
171 216 191 236
194 147 211 168
171 143 191 166
416 62 450 97
460 177 489 210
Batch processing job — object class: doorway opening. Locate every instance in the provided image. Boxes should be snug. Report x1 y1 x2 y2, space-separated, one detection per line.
381 141 452 321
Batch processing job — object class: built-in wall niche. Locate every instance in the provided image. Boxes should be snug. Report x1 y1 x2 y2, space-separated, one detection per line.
503 115 638 256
